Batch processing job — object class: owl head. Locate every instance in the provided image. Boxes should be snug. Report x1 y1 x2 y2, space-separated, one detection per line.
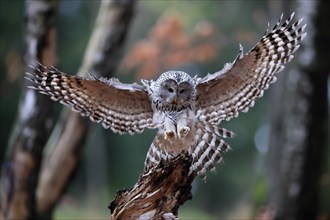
144 71 196 111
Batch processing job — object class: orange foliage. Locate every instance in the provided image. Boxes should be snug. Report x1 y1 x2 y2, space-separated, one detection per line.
120 12 218 79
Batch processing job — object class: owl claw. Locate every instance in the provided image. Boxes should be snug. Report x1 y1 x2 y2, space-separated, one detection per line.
179 126 190 139
165 130 176 140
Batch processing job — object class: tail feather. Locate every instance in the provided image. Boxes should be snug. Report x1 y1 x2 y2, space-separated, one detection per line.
190 123 232 178
144 134 170 170
144 122 234 179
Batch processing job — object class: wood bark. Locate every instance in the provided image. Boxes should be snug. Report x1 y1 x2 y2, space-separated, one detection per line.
0 0 57 219
267 1 329 219
109 154 195 220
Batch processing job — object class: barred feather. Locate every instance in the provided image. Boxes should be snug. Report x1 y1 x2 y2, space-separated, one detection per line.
196 12 307 124
25 64 154 134
144 122 234 178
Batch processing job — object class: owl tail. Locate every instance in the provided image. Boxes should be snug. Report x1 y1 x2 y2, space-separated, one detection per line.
190 123 234 179
144 134 170 170
144 122 234 179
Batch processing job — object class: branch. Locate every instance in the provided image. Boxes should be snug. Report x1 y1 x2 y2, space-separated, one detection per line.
110 154 196 220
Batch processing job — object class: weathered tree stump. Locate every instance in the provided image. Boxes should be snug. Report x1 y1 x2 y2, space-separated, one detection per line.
109 154 196 220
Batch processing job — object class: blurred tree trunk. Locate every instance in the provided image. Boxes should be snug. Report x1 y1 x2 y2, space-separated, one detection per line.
35 0 136 219
267 0 329 219
0 0 57 219
0 0 136 219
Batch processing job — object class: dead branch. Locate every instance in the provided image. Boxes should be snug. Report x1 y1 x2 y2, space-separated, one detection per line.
110 154 196 220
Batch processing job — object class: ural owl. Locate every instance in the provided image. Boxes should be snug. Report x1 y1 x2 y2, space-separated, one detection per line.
26 13 306 177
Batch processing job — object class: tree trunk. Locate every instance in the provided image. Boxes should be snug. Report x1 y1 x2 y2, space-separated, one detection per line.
109 154 195 220
266 1 329 219
0 0 57 219
0 0 136 219
35 0 136 218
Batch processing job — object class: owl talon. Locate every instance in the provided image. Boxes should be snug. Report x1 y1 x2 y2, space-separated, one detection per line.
179 127 190 139
165 130 176 140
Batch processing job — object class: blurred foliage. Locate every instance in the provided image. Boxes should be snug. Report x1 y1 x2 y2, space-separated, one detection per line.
0 0 24 161
120 11 218 79
0 0 328 219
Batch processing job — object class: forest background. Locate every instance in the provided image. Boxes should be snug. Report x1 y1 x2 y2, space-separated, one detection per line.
0 0 328 219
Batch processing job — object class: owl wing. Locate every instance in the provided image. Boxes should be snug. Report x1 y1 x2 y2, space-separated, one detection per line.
195 13 306 124
25 64 154 134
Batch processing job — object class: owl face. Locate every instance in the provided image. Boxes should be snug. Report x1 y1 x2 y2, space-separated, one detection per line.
160 79 193 105
153 71 195 111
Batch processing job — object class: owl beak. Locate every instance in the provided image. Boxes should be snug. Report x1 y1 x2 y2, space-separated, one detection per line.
172 96 178 105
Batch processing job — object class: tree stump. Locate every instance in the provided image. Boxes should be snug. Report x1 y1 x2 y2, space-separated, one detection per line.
109 154 196 220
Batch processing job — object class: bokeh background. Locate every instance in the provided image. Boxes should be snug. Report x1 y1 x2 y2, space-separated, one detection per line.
1 0 329 219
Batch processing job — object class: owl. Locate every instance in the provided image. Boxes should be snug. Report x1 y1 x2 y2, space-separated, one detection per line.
26 13 306 178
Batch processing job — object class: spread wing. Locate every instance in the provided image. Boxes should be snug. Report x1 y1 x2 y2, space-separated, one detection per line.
25 64 154 134
195 13 307 124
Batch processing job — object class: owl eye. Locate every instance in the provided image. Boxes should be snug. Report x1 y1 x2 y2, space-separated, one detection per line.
179 89 185 94
168 88 174 93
